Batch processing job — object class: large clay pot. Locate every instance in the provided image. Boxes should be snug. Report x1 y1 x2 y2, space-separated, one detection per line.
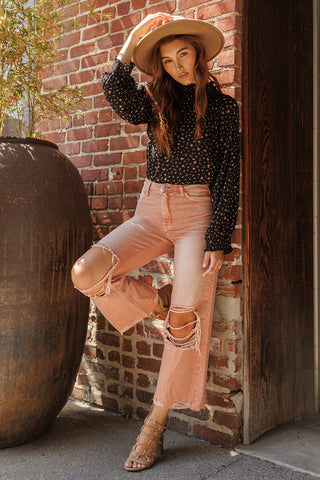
0 137 92 447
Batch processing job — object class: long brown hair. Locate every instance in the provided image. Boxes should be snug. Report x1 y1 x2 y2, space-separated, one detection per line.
146 34 220 155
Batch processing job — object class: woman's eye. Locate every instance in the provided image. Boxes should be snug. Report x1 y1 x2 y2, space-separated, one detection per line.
163 59 171 65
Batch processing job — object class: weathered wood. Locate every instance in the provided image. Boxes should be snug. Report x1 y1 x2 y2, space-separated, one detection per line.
243 0 314 444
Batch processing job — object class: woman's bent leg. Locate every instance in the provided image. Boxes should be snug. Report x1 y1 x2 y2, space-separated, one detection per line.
72 215 172 333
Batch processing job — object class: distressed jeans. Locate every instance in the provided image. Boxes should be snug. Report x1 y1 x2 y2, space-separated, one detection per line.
77 179 218 411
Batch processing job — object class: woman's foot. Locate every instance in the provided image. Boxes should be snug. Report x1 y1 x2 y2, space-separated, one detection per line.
124 406 169 471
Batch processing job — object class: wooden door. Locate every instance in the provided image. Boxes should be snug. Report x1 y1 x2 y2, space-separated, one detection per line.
243 0 314 444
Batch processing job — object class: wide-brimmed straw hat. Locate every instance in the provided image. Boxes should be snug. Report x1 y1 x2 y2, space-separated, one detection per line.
133 17 225 75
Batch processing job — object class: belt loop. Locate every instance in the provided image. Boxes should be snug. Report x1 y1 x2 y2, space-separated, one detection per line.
179 185 184 196
145 179 152 195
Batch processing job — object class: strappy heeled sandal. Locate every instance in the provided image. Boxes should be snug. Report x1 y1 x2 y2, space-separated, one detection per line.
124 413 167 472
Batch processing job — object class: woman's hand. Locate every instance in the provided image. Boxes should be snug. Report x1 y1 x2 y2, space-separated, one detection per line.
202 251 223 277
117 13 173 64
131 13 174 43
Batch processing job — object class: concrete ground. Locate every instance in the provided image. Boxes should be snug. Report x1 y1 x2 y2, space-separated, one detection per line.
0 401 317 480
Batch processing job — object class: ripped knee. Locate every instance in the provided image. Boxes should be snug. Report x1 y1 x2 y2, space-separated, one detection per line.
71 245 119 297
165 306 201 351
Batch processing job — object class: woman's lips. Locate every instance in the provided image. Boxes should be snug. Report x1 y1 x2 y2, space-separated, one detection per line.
178 72 188 78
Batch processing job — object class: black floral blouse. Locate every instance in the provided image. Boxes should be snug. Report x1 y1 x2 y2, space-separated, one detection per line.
101 58 240 254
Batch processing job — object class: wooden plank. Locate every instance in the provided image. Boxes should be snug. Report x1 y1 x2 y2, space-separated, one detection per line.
243 0 314 444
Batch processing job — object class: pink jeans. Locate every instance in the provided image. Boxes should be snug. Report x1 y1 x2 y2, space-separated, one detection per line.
78 179 218 411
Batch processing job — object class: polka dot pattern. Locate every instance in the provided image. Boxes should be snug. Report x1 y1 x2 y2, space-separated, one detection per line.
102 58 240 253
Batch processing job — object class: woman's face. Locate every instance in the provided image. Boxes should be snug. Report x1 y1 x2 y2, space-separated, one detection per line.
159 38 197 85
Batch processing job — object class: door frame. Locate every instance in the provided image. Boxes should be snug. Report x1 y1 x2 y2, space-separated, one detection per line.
314 0 320 413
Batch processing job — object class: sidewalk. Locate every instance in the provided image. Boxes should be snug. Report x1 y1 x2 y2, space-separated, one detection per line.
0 401 316 480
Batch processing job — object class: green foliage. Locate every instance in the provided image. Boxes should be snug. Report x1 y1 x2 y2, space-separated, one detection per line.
0 0 102 137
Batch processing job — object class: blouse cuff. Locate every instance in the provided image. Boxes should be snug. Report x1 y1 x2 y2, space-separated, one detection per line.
113 56 135 72
204 241 233 255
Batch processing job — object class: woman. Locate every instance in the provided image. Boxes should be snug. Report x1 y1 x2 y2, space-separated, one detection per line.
71 13 240 472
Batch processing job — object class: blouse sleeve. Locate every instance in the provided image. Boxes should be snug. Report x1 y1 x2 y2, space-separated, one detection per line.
205 96 240 254
101 57 150 125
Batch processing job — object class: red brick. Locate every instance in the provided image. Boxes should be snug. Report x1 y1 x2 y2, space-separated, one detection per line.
206 390 234 408
122 338 132 352
145 1 175 14
124 180 139 194
59 142 80 156
44 131 66 144
80 0 109 13
117 1 130 15
209 354 229 369
97 32 124 50
82 82 103 96
136 341 151 356
110 136 140 150
139 164 147 177
132 0 147 9
198 0 242 19
136 323 163 341
108 350 120 363
94 152 121 166
193 424 240 448
136 389 153 404
71 387 86 402
73 114 84 127
111 13 141 33
96 332 120 347
124 370 133 383
82 139 108 153
124 166 138 180
122 355 135 368
94 394 119 412
70 42 95 59
67 127 92 141
178 0 205 10
212 372 242 390
107 383 119 395
123 386 133 399
137 357 161 373
81 168 108 181
225 338 242 353
85 111 98 125
109 196 123 209
70 155 93 168
138 373 150 388
125 123 146 134
48 118 61 130
123 150 146 164
153 343 164 358
214 411 242 429
89 197 108 210
82 23 109 41
94 123 121 138
123 196 138 209
83 345 104 359
168 416 189 434
69 70 95 85
82 52 108 69
59 31 81 48
217 14 242 33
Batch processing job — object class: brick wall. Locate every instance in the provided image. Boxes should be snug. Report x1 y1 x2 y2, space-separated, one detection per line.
38 0 243 448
